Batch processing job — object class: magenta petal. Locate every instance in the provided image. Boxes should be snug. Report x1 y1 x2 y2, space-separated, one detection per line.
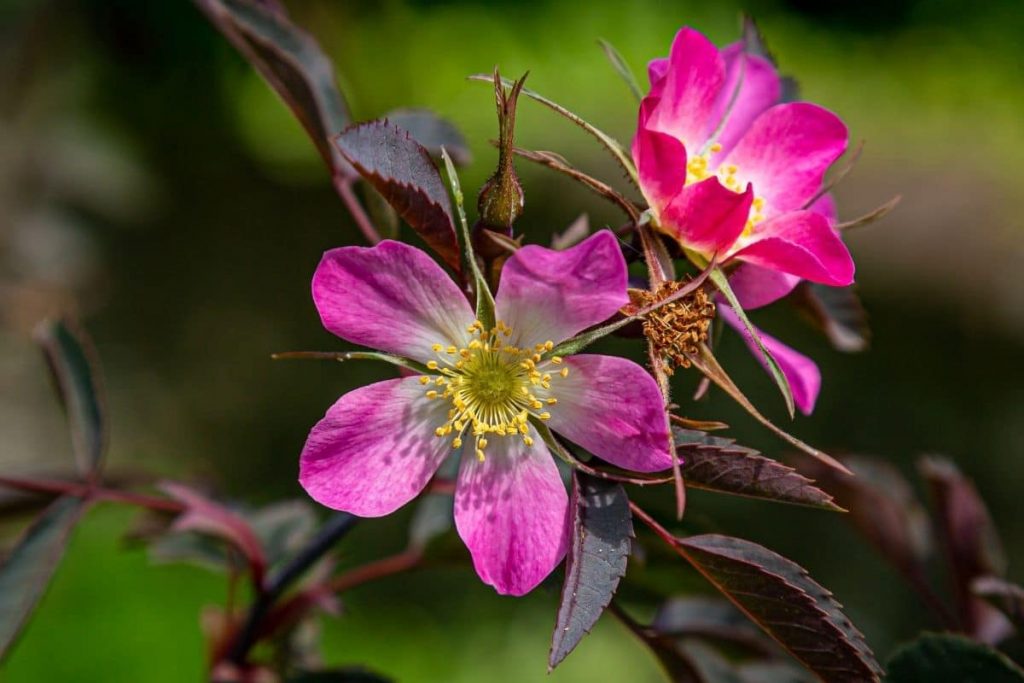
727 263 801 310
299 377 451 517
646 27 726 147
495 230 628 348
710 44 782 156
647 57 669 96
454 433 569 596
634 119 687 211
810 192 838 224
660 177 753 255
723 102 847 216
733 210 854 286
547 355 672 473
719 306 821 415
313 240 475 364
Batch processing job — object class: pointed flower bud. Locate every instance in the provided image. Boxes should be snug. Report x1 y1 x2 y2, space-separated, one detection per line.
476 69 527 237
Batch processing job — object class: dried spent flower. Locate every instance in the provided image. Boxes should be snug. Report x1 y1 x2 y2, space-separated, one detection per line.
633 279 715 375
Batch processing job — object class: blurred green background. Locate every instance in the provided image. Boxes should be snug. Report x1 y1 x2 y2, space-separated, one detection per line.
2 0 1023 680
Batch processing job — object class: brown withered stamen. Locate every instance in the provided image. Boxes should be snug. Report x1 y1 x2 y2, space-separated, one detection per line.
635 279 716 375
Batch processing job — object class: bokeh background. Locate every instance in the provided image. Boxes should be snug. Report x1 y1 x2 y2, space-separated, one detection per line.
2 0 1023 680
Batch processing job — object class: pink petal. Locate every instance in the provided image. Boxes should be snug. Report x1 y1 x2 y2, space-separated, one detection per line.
313 240 475 364
710 44 782 157
547 354 673 473
810 192 838 224
495 230 628 348
659 176 753 256
645 27 726 148
723 102 847 217
647 57 669 97
727 264 801 310
454 432 569 596
633 116 687 211
299 377 451 517
732 210 855 286
718 305 821 415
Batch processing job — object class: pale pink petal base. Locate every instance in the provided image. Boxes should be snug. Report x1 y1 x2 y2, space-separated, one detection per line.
547 354 673 473
299 377 452 517
313 240 475 364
454 432 569 596
719 305 821 415
495 231 628 348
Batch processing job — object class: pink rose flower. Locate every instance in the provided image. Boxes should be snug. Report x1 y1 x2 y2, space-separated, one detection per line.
633 27 854 287
299 231 672 595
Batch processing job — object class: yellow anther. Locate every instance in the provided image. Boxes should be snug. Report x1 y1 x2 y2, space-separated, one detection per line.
427 360 439 370
431 343 443 352
452 437 463 449
539 412 551 420
478 438 488 449
551 356 563 364
544 341 554 351
560 368 569 378
419 376 430 385
476 449 486 462
709 142 723 153
523 436 534 447
426 390 439 399
446 345 457 354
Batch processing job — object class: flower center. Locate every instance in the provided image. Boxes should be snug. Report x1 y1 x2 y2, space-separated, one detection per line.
685 142 766 237
420 320 568 461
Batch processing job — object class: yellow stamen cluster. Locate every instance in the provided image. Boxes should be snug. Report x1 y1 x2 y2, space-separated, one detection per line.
421 320 567 461
683 141 765 236
634 280 716 375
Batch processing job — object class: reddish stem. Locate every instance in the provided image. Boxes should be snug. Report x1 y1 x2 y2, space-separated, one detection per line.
0 475 183 513
629 500 681 549
326 547 423 594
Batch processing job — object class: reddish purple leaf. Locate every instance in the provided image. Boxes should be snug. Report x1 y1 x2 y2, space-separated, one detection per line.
160 482 267 587
385 109 471 166
919 457 1008 639
797 456 932 587
675 428 841 511
973 576 1024 633
0 495 87 661
34 318 106 479
794 284 870 353
334 121 461 272
195 0 353 177
676 534 882 682
549 472 632 671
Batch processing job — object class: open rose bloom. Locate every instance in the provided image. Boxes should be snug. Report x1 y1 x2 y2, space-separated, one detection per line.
635 27 857 414
300 231 672 595
634 28 854 289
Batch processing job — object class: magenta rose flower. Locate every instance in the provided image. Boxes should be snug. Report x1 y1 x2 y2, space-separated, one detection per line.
298 230 672 595
633 27 854 287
